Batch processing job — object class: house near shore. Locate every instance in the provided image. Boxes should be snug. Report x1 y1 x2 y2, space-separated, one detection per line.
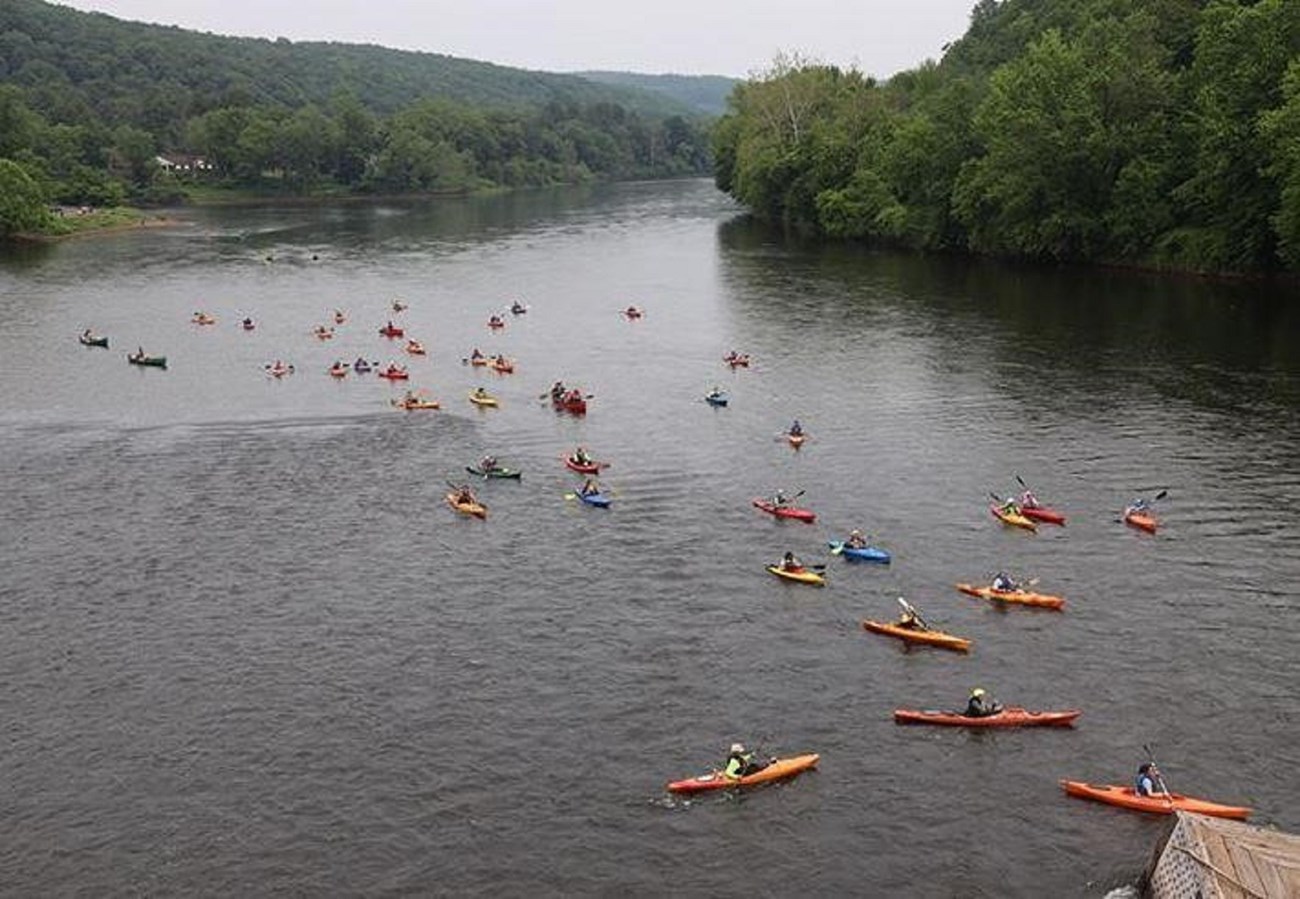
154 153 214 174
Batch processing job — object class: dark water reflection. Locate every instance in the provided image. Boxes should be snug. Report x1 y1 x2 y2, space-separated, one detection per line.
1 181 1297 896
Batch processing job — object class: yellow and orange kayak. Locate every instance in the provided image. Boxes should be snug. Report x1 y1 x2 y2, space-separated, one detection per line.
955 583 1065 610
862 619 971 652
991 504 1037 531
667 753 820 794
445 493 487 519
1124 509 1158 533
765 565 825 586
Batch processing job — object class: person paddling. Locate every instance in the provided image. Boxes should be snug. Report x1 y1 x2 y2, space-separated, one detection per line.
779 551 803 572
992 571 1019 592
846 529 868 549
479 455 498 473
964 687 1003 718
723 743 769 779
1135 762 1169 797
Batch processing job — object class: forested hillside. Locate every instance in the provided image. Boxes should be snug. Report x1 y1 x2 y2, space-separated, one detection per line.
713 1 1300 273
577 72 739 115
0 0 712 235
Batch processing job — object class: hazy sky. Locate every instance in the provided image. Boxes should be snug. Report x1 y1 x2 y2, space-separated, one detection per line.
57 0 978 78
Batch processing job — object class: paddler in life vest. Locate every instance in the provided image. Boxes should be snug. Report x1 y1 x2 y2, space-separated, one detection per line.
789 419 803 436
1135 763 1167 797
723 743 769 779
581 478 600 497
479 455 498 473
780 551 803 572
896 601 925 631
964 687 1003 718
992 571 1018 592
846 529 867 549
1019 489 1040 509
998 497 1021 516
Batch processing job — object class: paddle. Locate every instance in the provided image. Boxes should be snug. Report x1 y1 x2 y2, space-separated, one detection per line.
896 597 934 631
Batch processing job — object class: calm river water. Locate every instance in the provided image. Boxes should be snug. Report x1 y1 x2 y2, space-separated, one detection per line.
2 179 1298 896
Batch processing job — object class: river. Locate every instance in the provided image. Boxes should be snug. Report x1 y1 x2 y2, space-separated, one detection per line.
2 179 1297 896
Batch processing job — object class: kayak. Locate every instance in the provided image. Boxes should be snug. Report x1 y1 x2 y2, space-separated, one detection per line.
623 307 644 319
828 541 891 563
991 504 1037 532
192 314 216 325
487 318 505 329
377 368 410 381
468 392 499 408
353 360 372 374
564 457 604 474
267 365 294 378
329 365 349 378
1021 505 1067 525
766 565 825 586
704 392 729 407
379 325 404 338
334 311 347 324
466 465 521 480
241 320 256 331
469 356 490 367
79 334 109 348
391 398 440 410
553 395 587 414
490 358 514 373
405 341 426 355
667 753 820 794
955 583 1065 610
314 328 334 340
510 304 528 315
724 355 750 367
1125 509 1158 533
576 490 612 508
787 433 806 447
445 492 488 519
1060 781 1250 820
752 499 816 523
127 353 167 368
894 707 1081 727
862 620 971 652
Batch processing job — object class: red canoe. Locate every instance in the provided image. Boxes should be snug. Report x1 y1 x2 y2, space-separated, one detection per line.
894 707 1081 727
564 456 604 475
1060 781 1250 820
379 325 404 338
553 395 587 415
752 498 816 523
1021 505 1066 525
667 754 820 794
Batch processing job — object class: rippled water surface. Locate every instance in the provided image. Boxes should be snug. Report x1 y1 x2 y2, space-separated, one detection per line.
2 180 1298 896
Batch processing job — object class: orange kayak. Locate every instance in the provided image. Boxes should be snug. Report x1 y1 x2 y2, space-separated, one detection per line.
955 583 1065 610
862 620 971 652
1125 509 1158 533
894 707 1080 727
445 493 487 519
666 753 820 794
787 433 806 447
1060 781 1250 820
990 504 1037 531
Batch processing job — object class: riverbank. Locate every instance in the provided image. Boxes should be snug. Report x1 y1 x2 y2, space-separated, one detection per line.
12 207 184 242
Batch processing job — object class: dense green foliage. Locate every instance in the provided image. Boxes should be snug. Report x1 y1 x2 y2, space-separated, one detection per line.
0 0 712 232
577 72 740 115
714 2 1300 273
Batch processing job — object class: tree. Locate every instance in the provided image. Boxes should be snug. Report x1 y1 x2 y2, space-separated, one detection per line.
0 157 50 235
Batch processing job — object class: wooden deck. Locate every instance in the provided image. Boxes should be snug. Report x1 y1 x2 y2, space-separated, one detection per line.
1146 812 1300 898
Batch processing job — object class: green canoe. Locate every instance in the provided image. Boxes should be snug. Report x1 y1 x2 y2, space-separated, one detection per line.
127 353 167 368
466 465 522 480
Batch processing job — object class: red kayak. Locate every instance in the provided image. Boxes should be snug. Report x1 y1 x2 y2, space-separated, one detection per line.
894 707 1081 728
563 456 604 474
1020 505 1066 525
1060 781 1250 820
752 498 816 523
379 325 404 338
667 754 819 794
1125 508 1158 533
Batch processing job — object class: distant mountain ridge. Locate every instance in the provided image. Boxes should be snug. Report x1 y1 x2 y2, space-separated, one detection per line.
0 0 700 120
576 72 739 115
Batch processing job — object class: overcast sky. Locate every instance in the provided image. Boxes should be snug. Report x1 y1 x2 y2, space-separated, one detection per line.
57 0 977 78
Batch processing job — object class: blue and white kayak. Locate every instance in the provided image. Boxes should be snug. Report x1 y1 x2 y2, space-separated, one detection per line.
704 391 729 407
577 490 612 508
828 541 891 563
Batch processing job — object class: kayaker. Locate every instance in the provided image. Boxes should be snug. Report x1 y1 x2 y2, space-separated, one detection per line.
1128 497 1151 514
772 489 791 508
1019 489 1040 508
573 446 592 465
723 743 769 779
846 529 867 549
1135 763 1168 797
998 497 1021 516
471 348 484 360
551 381 565 400
992 572 1019 592
473 387 489 399
896 602 927 631
780 551 803 572
789 419 803 436
964 687 1003 718
455 485 476 505
581 478 600 496
392 300 406 312
480 455 498 472
83 328 94 340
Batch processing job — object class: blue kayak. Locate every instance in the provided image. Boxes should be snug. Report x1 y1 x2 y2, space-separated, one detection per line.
577 490 612 508
828 540 891 563
704 392 729 407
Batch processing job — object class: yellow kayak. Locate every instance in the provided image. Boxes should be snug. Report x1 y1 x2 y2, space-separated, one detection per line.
765 565 825 586
990 503 1037 532
468 391 499 408
445 492 488 519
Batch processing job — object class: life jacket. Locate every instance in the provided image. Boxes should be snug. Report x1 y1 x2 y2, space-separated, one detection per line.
724 752 752 778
